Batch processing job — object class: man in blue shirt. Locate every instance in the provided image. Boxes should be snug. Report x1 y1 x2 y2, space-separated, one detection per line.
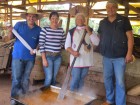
98 0 134 105
7 6 42 105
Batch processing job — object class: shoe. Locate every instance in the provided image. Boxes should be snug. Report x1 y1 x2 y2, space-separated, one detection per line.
11 99 17 105
101 101 111 105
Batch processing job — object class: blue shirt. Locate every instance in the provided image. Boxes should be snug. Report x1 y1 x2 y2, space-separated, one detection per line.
12 21 41 60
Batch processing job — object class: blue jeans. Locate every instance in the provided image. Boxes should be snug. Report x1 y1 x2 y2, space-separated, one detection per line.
43 55 62 87
70 67 89 91
103 57 126 105
11 59 34 97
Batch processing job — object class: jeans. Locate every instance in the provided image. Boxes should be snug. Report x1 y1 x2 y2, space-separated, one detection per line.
103 57 126 105
43 54 62 87
70 67 89 91
11 59 34 97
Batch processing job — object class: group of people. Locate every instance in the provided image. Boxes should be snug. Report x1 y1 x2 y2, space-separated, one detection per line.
8 0 134 105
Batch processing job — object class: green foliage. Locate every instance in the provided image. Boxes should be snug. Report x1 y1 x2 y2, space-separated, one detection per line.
132 26 140 35
40 17 100 34
88 19 99 32
40 17 49 28
69 18 76 29
0 22 3 27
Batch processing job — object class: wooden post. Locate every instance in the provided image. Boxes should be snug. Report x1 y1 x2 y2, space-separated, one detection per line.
10 6 12 25
37 0 41 26
86 0 90 25
66 3 72 35
124 0 129 17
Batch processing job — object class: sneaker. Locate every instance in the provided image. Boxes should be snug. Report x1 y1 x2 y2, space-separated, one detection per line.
11 99 19 105
11 99 17 105
101 101 111 105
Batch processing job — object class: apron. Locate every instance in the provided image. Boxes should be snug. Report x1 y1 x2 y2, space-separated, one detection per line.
70 29 94 67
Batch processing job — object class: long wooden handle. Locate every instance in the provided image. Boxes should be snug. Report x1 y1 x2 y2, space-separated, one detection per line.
57 30 87 100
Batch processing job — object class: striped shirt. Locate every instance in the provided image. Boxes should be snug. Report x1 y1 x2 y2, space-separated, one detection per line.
39 26 65 53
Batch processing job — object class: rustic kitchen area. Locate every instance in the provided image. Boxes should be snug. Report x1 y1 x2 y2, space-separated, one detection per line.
0 49 140 105
0 35 140 105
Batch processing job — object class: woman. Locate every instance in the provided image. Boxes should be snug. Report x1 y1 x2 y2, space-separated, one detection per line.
39 11 65 87
65 13 100 91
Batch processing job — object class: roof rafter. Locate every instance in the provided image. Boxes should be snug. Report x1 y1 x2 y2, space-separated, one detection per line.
0 0 140 22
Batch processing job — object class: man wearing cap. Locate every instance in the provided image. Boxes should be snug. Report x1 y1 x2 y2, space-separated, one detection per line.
7 6 42 105
98 0 134 105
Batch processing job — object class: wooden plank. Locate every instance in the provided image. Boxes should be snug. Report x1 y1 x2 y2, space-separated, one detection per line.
129 0 140 2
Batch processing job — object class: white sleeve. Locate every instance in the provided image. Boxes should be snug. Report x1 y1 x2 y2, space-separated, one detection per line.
65 32 72 49
90 30 100 46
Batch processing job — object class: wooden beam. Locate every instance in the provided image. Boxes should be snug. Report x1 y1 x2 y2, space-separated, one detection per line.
0 4 26 10
22 0 26 5
12 0 95 7
129 0 140 2
0 0 7 2
124 0 129 17
116 0 140 14
94 0 140 15
1 0 140 22
10 7 12 26
66 3 72 34
128 5 140 13
94 9 125 12
7 0 21 1
5 0 100 1
10 0 140 16
38 10 69 13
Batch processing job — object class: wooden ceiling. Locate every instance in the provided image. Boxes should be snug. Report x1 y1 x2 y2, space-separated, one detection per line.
0 0 140 22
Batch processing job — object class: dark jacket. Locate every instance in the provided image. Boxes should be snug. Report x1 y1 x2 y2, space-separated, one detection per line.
98 14 132 58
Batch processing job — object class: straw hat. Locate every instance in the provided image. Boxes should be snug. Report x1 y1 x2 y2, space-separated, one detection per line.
21 6 42 20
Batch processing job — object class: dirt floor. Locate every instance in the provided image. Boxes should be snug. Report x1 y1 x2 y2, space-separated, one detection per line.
0 73 102 105
0 73 43 105
0 73 138 105
0 73 11 105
